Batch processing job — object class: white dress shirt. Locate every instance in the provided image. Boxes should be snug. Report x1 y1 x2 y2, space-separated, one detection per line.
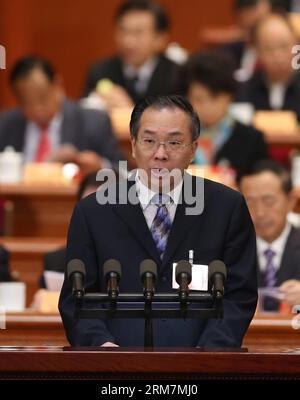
123 57 158 95
135 173 183 229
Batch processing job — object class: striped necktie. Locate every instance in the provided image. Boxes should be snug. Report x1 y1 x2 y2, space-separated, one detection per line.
263 248 276 288
150 194 172 259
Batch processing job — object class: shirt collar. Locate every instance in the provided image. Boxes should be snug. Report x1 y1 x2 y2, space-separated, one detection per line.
27 111 63 132
123 56 158 82
135 171 183 210
257 222 292 258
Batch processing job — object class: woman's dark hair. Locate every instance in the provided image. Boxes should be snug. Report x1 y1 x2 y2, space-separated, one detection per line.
180 51 237 96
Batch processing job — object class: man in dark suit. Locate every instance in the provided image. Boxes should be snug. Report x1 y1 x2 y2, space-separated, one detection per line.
59 95 257 348
38 172 102 289
82 0 179 109
239 160 300 308
0 56 123 173
236 13 300 120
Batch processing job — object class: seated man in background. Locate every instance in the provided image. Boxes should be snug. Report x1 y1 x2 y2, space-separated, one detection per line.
220 0 271 81
239 160 300 309
180 50 269 178
236 12 300 119
0 56 123 174
82 0 179 109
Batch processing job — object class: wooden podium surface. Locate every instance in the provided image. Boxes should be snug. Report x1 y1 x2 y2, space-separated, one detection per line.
0 346 299 379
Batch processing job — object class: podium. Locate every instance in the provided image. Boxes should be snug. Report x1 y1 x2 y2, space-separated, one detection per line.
0 347 299 380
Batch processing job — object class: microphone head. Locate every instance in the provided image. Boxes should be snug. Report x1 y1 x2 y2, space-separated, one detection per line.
175 260 192 284
139 259 157 280
103 259 122 278
208 260 227 281
67 259 86 279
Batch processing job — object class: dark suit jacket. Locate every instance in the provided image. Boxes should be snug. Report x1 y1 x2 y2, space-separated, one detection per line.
236 70 300 121
39 248 66 289
257 226 300 287
214 121 269 177
0 99 123 164
0 246 11 282
83 55 179 103
59 176 257 348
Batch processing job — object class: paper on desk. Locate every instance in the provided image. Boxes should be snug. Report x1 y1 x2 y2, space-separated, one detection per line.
258 287 286 301
44 271 64 292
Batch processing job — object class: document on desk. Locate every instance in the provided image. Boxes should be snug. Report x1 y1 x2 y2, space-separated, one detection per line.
258 287 286 301
44 271 64 292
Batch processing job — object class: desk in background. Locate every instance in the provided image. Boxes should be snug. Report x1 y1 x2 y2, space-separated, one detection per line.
0 183 77 237
0 237 65 306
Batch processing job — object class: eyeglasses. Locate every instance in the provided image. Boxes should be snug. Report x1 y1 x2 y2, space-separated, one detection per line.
137 138 194 152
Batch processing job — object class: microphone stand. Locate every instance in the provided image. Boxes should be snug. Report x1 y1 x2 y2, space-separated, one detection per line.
144 299 153 349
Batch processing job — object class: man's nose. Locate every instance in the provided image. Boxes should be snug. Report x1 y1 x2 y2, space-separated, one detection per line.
154 143 168 160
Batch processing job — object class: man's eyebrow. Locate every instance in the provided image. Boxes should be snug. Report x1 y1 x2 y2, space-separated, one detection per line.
141 129 185 136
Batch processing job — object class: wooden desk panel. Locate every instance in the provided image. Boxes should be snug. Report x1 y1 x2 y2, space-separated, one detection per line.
0 184 77 237
0 238 65 306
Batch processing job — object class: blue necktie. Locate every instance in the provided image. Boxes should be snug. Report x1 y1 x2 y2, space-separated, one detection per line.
150 194 172 259
263 248 276 288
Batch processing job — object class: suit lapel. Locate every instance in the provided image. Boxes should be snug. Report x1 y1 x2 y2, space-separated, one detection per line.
161 174 205 268
277 227 300 284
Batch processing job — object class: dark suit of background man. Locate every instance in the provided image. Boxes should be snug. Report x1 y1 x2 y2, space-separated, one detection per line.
82 0 179 109
239 160 300 308
0 56 123 174
59 95 257 348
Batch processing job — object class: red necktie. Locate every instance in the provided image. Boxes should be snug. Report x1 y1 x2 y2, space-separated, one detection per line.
35 125 51 162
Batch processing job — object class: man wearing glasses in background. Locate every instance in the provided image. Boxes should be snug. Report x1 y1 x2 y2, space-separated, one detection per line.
59 95 257 348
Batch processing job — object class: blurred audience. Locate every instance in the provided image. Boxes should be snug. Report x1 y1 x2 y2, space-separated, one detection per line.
239 160 300 308
82 0 179 110
180 51 269 178
220 0 271 81
236 12 300 119
0 56 123 175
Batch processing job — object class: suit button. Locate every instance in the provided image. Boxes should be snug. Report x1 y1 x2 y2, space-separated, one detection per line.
161 276 167 282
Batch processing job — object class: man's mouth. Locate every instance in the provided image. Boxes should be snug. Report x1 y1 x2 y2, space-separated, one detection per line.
151 168 170 178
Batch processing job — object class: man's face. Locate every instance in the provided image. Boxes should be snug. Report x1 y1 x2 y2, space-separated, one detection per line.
13 68 63 126
240 171 293 243
131 107 197 192
188 82 231 128
115 11 166 68
256 18 296 82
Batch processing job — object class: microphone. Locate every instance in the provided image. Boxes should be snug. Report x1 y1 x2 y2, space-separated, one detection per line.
175 260 192 301
208 260 227 299
140 259 157 301
67 259 86 299
103 259 121 300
